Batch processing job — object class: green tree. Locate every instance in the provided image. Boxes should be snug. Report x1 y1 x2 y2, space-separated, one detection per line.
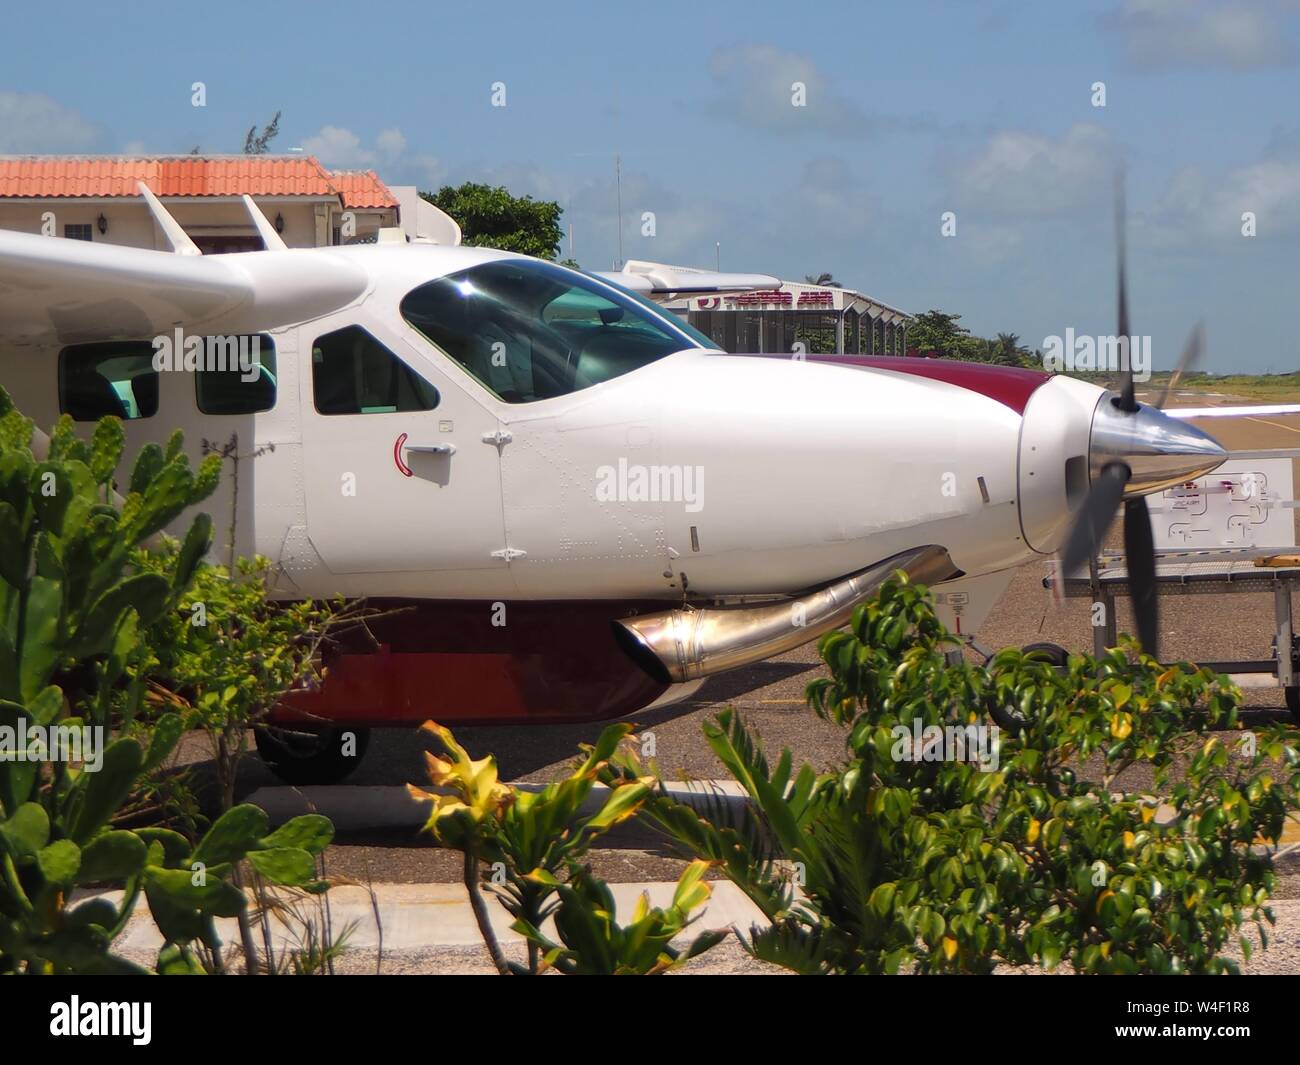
423 182 563 260
907 310 972 358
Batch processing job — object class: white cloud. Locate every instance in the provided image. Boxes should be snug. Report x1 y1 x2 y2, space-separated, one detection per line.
1099 0 1298 69
708 43 862 133
375 128 407 160
1149 157 1300 241
0 91 101 152
951 123 1117 217
298 124 441 187
779 157 872 237
300 125 373 167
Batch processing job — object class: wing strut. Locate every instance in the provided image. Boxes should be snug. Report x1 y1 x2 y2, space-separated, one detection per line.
137 181 202 256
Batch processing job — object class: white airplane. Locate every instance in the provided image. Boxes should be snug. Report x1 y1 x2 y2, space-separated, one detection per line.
1 186 1292 782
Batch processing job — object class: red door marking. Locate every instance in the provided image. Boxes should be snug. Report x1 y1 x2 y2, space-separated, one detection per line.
393 433 413 477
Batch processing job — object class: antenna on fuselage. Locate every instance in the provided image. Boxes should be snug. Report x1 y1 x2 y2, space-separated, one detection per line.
137 181 202 256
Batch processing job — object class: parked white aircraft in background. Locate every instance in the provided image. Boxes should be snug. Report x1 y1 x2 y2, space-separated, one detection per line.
0 186 1288 781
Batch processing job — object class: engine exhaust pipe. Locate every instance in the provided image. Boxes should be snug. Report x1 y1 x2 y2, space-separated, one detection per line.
612 545 958 685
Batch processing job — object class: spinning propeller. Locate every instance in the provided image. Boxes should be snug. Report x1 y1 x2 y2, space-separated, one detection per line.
1058 178 1218 661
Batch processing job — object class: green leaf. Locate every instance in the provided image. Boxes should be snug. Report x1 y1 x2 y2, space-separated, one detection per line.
0 502 26 589
171 514 212 593
260 814 334 856
192 804 269 867
19 575 62 702
246 846 316 885
63 738 145 844
135 828 193 868
0 801 50 861
37 839 82 886
143 866 246 917
76 830 147 883
70 574 170 657
141 713 185 773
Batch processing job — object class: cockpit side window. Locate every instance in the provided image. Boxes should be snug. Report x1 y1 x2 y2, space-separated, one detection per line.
399 259 703 403
311 325 440 415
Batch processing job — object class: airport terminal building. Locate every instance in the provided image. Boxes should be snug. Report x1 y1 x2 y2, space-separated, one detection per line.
665 281 912 356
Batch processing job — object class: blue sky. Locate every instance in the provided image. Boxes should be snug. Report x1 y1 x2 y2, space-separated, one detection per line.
4 0 1300 372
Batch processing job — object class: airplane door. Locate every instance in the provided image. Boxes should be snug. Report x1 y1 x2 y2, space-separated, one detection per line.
297 319 508 578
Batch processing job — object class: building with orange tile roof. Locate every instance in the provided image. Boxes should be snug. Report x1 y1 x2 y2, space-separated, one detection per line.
0 155 401 252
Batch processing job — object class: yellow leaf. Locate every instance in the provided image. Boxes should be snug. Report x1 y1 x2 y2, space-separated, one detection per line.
1140 804 1155 824
942 936 958 961
1123 831 1136 850
1100 941 1111 959
1110 712 1133 740
1027 819 1041 844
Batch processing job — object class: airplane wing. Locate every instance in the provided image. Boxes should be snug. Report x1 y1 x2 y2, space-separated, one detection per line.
1164 404 1300 419
0 187 367 348
594 259 780 303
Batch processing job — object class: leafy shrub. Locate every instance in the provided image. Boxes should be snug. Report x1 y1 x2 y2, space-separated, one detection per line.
0 392 334 973
409 721 725 974
612 574 1300 974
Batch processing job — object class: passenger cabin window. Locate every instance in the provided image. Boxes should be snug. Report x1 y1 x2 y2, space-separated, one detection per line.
311 325 440 415
195 335 277 415
59 342 158 421
399 259 705 403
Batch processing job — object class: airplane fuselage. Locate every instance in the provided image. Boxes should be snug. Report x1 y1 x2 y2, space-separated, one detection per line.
0 241 1118 726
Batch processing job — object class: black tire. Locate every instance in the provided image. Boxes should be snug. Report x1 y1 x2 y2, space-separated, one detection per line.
254 725 371 785
1022 642 1070 668
987 643 1070 734
1286 686 1300 724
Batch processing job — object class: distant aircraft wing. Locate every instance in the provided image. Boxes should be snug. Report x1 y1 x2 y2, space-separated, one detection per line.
594 259 780 302
1164 404 1300 419
0 188 367 347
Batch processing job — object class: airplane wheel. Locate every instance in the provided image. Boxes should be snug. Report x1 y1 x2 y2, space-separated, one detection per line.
987 644 1070 733
1022 642 1069 667
1286 686 1300 724
254 725 370 785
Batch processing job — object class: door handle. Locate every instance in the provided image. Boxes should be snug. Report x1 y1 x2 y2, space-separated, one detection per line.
404 442 457 456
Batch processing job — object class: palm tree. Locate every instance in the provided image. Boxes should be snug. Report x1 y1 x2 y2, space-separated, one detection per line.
994 332 1023 366
804 272 842 288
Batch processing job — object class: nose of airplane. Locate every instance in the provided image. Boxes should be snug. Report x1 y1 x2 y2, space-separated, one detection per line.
1089 395 1228 496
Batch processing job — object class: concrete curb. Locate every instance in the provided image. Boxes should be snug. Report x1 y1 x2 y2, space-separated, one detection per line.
244 779 750 831
79 879 768 955
74 882 1300 969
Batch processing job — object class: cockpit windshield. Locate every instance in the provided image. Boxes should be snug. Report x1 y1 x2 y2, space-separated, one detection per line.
400 258 709 403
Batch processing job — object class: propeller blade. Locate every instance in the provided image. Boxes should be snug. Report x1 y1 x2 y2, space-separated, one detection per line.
1123 495 1159 658
1155 322 1205 410
1115 172 1137 413
1060 462 1130 576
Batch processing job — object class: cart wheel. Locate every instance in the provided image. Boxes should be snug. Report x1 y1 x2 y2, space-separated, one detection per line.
1286 686 1300 724
255 725 370 785
1022 642 1069 668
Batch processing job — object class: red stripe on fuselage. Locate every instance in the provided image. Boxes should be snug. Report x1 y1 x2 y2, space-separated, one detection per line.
728 353 1049 415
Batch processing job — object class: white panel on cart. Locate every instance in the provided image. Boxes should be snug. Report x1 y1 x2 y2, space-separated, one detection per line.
1149 458 1294 551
